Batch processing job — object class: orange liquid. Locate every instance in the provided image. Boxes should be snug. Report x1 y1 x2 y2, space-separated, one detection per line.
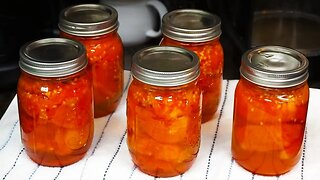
232 78 309 175
61 31 124 118
160 37 223 123
17 69 94 166
127 79 201 177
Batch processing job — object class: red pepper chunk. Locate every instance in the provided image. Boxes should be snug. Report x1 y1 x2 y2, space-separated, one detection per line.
232 78 309 175
61 31 124 118
160 37 224 123
127 79 201 177
17 69 94 166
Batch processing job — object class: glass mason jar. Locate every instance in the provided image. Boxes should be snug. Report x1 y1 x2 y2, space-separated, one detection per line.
232 46 309 175
59 4 124 118
17 38 94 166
127 46 202 177
160 9 224 123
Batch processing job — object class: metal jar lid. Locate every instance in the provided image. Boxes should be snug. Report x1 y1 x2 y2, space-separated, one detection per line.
58 4 118 37
240 46 309 88
19 38 87 78
161 9 221 43
131 46 200 87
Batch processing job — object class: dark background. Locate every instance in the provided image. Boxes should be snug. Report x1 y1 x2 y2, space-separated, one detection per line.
0 0 247 118
0 0 319 118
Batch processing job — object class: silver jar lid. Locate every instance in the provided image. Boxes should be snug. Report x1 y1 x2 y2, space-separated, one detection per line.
161 9 221 43
240 46 309 88
131 46 200 87
58 4 118 36
19 38 87 77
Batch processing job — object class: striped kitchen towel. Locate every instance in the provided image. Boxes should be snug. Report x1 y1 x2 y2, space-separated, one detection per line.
1 71 320 180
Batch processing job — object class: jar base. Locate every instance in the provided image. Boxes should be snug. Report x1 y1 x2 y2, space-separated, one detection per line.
131 153 194 178
235 160 293 176
233 153 300 176
26 149 88 167
94 100 120 118
201 109 218 123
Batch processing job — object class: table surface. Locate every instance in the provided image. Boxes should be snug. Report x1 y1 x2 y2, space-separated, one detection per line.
1 71 319 180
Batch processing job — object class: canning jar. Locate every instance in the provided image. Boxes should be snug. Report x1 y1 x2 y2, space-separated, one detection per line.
232 46 309 175
160 9 224 123
17 38 94 166
127 46 202 177
59 4 124 118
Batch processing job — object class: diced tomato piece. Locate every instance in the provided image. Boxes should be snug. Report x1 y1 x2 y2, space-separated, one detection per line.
232 78 309 175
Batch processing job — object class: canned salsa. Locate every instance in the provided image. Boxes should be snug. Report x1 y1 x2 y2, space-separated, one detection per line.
127 46 202 177
160 9 224 123
17 38 94 166
232 46 309 175
59 4 124 118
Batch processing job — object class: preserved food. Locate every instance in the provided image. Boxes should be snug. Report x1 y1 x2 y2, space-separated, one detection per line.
232 46 309 175
127 46 201 177
59 4 124 117
17 38 94 166
160 9 224 123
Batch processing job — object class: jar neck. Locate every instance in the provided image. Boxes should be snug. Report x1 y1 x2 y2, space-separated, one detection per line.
20 66 89 81
132 76 198 91
60 30 119 40
240 76 309 91
161 35 220 46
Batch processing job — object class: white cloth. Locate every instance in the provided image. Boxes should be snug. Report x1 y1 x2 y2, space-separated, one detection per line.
1 70 319 180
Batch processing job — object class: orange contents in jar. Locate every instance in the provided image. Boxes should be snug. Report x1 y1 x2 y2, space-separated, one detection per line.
61 32 124 118
160 38 223 122
17 69 94 166
232 78 309 175
127 79 201 177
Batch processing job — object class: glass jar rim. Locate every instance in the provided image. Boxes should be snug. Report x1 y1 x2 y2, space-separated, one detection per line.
58 4 119 37
19 38 87 77
131 46 200 87
161 9 221 43
240 45 309 88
